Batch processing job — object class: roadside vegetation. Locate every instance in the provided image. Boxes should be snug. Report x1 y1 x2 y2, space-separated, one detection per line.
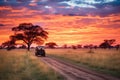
0 49 64 80
46 48 120 78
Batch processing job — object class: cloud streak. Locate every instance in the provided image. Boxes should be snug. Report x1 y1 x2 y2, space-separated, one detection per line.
0 0 120 16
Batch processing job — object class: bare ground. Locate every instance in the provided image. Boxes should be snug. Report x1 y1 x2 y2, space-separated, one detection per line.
40 56 120 80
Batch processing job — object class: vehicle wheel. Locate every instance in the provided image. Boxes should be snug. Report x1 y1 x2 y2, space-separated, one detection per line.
35 52 38 56
42 53 45 57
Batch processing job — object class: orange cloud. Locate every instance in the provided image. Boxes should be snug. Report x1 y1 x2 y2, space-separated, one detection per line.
0 6 12 11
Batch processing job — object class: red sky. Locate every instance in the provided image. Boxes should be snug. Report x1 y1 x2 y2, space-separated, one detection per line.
0 0 120 46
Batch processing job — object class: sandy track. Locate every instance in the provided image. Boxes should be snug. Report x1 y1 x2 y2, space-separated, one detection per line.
40 56 120 80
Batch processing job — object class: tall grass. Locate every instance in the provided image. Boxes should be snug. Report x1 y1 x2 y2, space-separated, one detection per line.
46 48 120 77
0 49 64 80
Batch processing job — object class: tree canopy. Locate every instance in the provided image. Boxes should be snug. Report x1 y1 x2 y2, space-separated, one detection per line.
45 42 57 48
99 39 116 49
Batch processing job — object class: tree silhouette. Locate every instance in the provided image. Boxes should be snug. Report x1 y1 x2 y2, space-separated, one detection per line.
45 42 57 48
62 44 68 48
77 44 82 48
1 40 16 50
0 44 1 49
115 44 120 50
99 39 116 49
71 45 77 49
4 23 48 51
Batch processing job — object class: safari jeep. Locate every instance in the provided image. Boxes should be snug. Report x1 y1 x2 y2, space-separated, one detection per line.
35 46 46 57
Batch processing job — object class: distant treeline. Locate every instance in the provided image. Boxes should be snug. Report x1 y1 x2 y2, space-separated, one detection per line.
1 39 120 50
44 39 120 50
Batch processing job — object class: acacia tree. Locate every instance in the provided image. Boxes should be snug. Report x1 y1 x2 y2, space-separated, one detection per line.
8 23 48 51
45 42 57 48
99 39 116 49
1 40 16 50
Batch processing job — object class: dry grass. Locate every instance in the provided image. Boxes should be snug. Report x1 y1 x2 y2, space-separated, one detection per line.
46 48 120 77
0 49 63 80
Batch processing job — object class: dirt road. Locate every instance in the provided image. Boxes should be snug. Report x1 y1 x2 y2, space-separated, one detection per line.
40 56 120 80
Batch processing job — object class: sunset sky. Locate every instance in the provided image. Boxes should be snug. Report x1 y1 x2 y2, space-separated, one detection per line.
0 0 120 46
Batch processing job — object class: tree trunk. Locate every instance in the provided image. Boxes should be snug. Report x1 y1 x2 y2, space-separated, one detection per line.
27 43 30 51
